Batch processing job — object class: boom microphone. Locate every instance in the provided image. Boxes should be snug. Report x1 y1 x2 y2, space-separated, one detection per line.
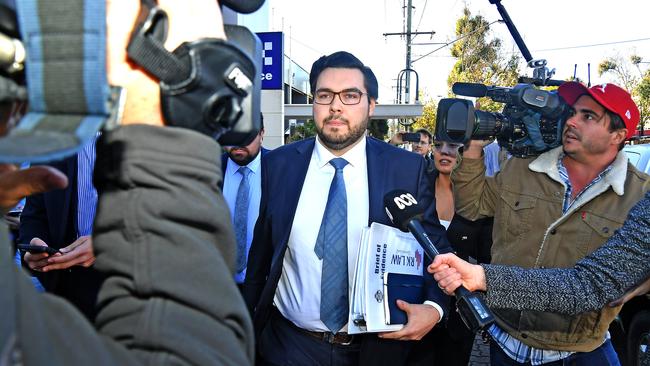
384 189 495 332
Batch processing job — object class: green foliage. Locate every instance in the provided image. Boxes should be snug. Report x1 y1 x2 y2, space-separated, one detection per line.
368 119 389 139
636 69 650 133
411 99 438 134
598 56 639 91
598 54 649 134
287 120 316 143
598 59 618 76
447 7 521 113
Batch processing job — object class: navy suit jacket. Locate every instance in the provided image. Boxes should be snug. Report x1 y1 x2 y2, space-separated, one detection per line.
18 155 103 320
242 137 451 362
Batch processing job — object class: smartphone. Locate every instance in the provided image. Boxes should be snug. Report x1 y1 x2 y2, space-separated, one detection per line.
17 244 60 255
401 133 422 143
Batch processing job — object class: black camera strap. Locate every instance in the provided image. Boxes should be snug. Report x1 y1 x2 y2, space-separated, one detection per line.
126 1 260 143
126 1 190 86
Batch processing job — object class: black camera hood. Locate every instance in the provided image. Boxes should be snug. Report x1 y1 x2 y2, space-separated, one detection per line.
221 0 265 14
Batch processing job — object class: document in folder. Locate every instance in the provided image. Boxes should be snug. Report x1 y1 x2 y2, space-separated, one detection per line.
348 222 425 334
383 272 424 325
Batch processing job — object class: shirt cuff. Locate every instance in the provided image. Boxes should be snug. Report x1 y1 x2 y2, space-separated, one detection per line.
423 300 444 323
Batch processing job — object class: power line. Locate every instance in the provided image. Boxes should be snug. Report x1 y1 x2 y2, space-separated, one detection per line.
534 37 650 52
288 36 324 56
414 0 428 34
412 19 503 64
287 35 395 93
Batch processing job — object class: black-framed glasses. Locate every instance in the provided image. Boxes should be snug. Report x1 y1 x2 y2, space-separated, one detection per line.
313 89 366 105
411 140 430 147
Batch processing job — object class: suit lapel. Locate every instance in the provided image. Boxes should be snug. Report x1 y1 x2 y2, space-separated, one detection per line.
366 137 388 225
276 139 315 250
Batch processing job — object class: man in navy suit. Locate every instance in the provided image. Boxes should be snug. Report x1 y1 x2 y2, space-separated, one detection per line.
18 150 103 320
221 119 269 287
243 51 452 365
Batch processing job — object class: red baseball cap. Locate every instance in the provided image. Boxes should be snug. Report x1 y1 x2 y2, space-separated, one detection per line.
558 81 640 139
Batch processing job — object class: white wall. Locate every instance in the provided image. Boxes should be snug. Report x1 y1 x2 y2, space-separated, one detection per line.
261 89 284 149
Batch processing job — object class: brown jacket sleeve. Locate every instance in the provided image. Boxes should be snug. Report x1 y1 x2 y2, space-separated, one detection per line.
451 155 499 221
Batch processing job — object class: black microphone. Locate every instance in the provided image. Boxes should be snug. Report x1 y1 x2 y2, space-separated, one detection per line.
384 189 495 332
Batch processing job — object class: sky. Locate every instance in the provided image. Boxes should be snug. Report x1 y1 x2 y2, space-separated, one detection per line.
265 0 649 104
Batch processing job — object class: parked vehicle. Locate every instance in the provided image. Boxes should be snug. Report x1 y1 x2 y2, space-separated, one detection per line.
624 143 650 174
609 143 650 366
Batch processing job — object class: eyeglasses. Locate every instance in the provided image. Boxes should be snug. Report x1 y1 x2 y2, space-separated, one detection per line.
411 140 430 147
313 89 366 105
433 141 462 152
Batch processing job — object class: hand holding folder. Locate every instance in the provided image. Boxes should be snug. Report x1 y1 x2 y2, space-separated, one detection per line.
384 273 424 325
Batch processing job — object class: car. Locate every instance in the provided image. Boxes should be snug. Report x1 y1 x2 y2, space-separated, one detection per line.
624 143 650 174
609 143 650 366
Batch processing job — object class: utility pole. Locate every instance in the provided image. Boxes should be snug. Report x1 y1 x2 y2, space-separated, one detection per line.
405 0 413 103
383 0 434 104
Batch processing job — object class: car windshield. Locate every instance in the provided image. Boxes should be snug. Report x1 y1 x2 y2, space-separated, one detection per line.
625 151 641 166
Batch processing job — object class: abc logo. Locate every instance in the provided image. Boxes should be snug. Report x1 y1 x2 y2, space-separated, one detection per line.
393 193 417 210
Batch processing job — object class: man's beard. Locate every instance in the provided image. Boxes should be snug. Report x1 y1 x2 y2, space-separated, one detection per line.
316 115 368 152
227 147 259 166
562 126 581 156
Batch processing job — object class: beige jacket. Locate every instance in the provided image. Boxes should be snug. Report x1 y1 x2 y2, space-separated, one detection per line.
452 146 649 352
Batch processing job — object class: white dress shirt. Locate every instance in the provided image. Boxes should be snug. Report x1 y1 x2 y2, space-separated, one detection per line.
223 152 263 284
274 136 369 331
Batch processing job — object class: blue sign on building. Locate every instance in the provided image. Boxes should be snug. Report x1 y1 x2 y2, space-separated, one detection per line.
256 32 284 90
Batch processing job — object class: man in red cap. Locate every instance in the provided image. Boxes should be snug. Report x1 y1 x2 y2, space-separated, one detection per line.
451 81 648 365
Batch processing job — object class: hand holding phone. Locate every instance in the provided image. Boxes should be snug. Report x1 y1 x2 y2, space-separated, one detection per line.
401 133 422 143
17 244 60 255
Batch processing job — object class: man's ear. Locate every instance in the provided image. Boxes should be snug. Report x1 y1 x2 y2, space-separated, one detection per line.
612 129 627 145
368 98 376 117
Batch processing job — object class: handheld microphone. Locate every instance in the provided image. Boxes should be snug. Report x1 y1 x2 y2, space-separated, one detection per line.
383 189 495 332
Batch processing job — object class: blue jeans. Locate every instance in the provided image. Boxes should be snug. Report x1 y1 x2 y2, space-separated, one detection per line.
489 339 621 366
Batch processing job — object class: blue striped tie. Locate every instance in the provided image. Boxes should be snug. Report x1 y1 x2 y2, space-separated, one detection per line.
234 166 252 273
314 157 349 333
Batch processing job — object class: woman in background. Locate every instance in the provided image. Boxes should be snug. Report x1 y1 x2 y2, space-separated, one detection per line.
409 140 494 366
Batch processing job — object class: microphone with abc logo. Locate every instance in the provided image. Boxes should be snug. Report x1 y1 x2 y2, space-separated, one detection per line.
383 189 495 332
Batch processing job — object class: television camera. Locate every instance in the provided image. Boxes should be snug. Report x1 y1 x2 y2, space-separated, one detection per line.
435 0 572 157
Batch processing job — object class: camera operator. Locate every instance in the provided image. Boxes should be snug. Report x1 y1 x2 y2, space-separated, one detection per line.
1 0 256 364
452 82 648 365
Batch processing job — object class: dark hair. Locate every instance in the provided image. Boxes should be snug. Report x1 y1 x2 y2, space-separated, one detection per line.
415 128 432 143
606 111 626 151
309 51 378 101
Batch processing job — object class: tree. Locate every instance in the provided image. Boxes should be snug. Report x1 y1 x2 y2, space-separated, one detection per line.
411 99 438 134
598 55 639 91
599 54 649 136
287 119 390 142
635 69 650 136
368 119 389 140
287 120 316 143
447 7 521 113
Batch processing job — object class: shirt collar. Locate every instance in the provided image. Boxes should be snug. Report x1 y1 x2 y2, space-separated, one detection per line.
530 146 630 196
314 134 367 169
226 149 262 177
